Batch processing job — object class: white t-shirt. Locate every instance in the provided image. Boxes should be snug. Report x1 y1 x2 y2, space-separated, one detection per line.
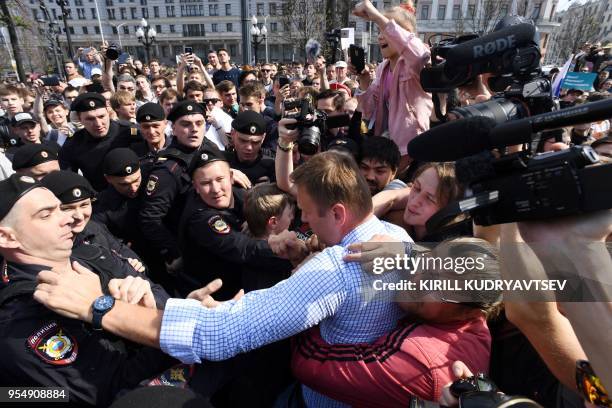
205 107 233 150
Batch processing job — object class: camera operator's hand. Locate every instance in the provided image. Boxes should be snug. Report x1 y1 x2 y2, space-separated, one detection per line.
278 118 299 145
439 361 474 407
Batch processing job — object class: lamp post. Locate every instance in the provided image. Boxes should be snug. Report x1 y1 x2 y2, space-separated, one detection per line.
250 15 267 65
135 18 156 64
110 22 128 48
55 0 73 59
37 18 63 78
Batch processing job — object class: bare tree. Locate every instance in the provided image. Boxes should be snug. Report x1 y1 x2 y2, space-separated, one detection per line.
0 0 30 81
280 0 326 61
550 5 600 63
456 0 512 34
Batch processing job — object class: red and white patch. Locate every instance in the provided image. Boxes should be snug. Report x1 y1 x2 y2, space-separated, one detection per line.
27 322 78 366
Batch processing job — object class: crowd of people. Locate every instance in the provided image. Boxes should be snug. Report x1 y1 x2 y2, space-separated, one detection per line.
0 0 610 406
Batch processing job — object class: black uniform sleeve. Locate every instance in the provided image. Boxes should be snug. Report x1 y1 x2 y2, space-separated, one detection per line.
138 167 181 261
187 211 286 269
58 138 78 172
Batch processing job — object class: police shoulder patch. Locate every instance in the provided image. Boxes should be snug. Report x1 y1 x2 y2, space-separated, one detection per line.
27 321 78 366
146 175 159 196
208 215 231 234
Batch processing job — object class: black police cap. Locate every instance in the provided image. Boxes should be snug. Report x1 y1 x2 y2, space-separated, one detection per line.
12 143 59 171
136 102 166 123
40 170 95 204
0 174 40 221
191 144 227 172
70 92 106 113
231 110 267 136
327 137 359 157
166 100 205 122
103 148 140 177
10 112 38 127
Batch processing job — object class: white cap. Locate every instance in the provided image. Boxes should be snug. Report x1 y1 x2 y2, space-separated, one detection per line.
91 68 103 76
335 61 347 68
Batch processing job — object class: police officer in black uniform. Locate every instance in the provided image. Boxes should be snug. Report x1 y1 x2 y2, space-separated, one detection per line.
11 143 60 181
41 170 146 269
178 145 291 299
59 93 140 191
0 174 175 406
139 100 219 286
226 110 275 185
131 102 171 174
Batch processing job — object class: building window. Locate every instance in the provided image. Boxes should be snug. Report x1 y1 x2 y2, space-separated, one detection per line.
532 3 541 19
229 44 237 57
83 26 88 34
142 7 148 17
140 0 147 5
169 24 175 32
154 6 159 17
112 26 118 34
75 0 83 5
452 5 460 19
123 25 129 34
211 23 218 32
91 7 96 18
131 7 137 18
226 23 232 31
256 2 264 15
270 22 277 32
209 4 218 15
182 5 203 16
156 24 162 33
52 8 58 19
183 23 206 36
270 2 276 15
437 5 445 19
106 0 113 5
225 3 231 15
31 8 38 19
108 8 115 19
420 4 429 20
120 7 126 18
166 5 175 16
69 26 75 34
95 26 100 34
468 4 475 17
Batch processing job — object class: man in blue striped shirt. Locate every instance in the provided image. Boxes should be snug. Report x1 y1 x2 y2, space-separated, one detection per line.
34 151 411 407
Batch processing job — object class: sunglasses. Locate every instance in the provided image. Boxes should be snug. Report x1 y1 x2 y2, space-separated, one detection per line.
261 69 271 72
203 98 220 104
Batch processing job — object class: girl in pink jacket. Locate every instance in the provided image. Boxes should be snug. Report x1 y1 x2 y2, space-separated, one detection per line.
353 0 433 168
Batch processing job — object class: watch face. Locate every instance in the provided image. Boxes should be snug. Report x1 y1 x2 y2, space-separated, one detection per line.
93 295 115 312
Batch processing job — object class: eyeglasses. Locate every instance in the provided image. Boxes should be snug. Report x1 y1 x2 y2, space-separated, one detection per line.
261 69 271 72
203 98 220 104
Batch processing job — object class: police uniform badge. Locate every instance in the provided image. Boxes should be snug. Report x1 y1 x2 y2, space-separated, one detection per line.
146 175 159 196
208 215 231 234
27 322 78 365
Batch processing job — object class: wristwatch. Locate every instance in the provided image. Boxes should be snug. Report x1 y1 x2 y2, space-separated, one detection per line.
91 295 115 331
278 138 294 152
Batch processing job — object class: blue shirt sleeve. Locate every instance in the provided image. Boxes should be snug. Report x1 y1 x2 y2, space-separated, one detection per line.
159 250 347 363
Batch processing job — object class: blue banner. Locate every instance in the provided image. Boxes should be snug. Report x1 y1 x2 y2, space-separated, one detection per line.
560 72 597 91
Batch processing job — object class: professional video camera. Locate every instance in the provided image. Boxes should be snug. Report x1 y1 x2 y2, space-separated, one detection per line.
408 99 612 227
283 94 350 155
421 17 553 123
409 373 542 407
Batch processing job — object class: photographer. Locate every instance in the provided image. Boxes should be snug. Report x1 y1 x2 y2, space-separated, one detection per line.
351 0 432 169
74 46 103 80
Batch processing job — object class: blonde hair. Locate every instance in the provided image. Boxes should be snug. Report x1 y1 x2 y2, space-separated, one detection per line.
110 90 135 110
384 0 417 34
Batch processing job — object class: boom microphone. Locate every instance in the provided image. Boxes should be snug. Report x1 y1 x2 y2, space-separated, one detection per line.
408 98 612 162
408 117 498 161
445 23 536 66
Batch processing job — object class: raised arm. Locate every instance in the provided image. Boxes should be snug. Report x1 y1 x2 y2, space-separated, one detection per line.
275 118 298 196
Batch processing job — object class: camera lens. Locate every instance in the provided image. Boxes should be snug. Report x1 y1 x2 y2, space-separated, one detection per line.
450 98 524 124
298 126 321 155
106 45 120 61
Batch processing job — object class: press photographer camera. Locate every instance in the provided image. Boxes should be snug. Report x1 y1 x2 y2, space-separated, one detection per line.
105 43 121 60
410 374 542 407
283 94 349 155
422 17 553 124
408 99 612 227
